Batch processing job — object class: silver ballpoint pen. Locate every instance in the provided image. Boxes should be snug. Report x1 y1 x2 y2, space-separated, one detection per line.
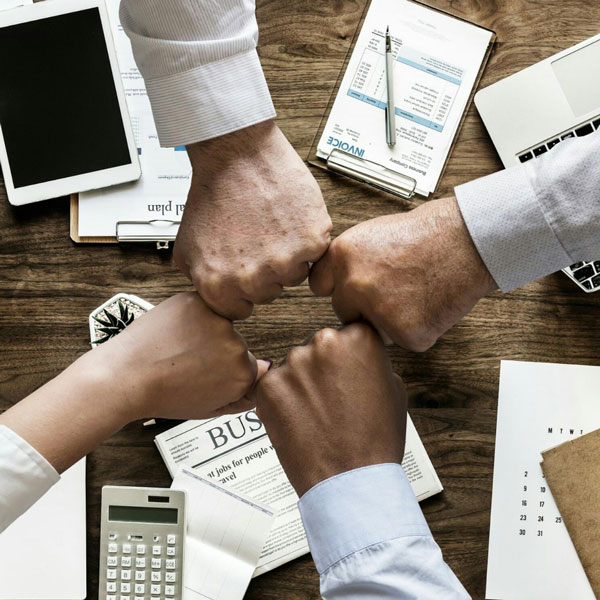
385 26 396 146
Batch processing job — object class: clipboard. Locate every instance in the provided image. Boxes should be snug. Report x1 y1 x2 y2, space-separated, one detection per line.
70 193 180 249
307 0 496 199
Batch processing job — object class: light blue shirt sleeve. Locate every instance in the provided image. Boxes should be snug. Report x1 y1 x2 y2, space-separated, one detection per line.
298 463 470 599
455 129 600 292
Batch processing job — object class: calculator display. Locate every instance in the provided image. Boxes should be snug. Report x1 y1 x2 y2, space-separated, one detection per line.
109 505 178 524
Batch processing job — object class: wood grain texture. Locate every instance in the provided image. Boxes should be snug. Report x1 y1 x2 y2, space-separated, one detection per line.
2 1 600 598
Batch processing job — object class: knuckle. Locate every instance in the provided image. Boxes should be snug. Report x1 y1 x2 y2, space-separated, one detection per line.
312 327 340 349
286 345 308 366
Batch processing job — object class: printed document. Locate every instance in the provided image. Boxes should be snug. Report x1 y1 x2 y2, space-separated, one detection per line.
172 468 275 600
317 0 492 195
486 361 600 599
155 410 442 576
78 0 191 237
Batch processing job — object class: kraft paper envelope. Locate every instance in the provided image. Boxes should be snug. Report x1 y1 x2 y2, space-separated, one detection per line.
541 428 600 598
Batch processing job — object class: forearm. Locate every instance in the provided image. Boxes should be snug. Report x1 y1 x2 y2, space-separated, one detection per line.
456 130 600 292
299 464 470 599
119 0 275 146
0 351 130 474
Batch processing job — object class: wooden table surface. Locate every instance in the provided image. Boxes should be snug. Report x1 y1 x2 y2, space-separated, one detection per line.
2 0 600 598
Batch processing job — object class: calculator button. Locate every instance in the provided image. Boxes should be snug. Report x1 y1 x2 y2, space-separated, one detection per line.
562 131 575 140
107 582 117 593
135 570 145 581
533 145 547 157
106 596 116 600
107 569 117 580
135 557 146 569
152 535 161 543
107 556 118 567
165 585 175 596
120 583 131 593
165 572 176 583
108 532 118 541
134 584 145 594
135 597 144 600
121 556 132 568
121 570 131 581
151 597 160 600
136 544 146 555
152 545 161 555
122 543 132 554
151 584 161 594
151 572 161 582
151 558 161 569
120 597 130 600
546 138 560 150
165 559 176 570
166 546 176 556
108 543 118 553
576 123 594 137
167 534 176 545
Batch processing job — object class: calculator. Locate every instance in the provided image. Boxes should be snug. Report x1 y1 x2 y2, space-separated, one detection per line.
99 486 186 600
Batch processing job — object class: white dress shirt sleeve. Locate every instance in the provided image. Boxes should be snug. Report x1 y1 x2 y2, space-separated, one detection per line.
0 425 59 533
298 463 470 599
455 130 600 292
119 0 276 147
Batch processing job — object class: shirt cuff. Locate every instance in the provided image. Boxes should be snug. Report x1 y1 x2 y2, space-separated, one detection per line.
455 165 572 292
298 463 431 574
0 425 59 532
144 49 276 148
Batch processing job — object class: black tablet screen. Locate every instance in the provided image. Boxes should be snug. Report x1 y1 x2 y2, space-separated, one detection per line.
0 8 131 188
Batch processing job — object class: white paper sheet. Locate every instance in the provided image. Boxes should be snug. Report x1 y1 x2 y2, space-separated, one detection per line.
78 0 191 237
486 361 600 599
172 467 275 600
0 458 86 600
317 0 492 195
0 0 32 10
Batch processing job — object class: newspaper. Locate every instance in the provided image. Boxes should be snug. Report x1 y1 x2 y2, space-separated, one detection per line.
155 410 443 576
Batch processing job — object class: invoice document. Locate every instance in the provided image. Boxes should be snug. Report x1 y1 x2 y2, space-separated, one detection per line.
317 0 493 196
172 468 275 600
486 361 600 599
78 0 191 237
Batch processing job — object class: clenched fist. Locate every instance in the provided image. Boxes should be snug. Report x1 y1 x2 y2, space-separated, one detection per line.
250 324 407 497
310 197 497 351
174 120 332 320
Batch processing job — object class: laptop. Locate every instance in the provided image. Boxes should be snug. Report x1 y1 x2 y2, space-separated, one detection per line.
474 34 600 293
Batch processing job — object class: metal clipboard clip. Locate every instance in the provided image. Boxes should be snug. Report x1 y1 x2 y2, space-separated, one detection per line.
116 220 181 250
325 149 417 199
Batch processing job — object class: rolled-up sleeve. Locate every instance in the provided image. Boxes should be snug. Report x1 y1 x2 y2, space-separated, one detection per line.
119 0 276 147
456 130 600 292
0 425 59 533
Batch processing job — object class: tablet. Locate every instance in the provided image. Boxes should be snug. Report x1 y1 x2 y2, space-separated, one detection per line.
0 0 140 206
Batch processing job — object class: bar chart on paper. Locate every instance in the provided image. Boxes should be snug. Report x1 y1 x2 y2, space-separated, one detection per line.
347 40 461 133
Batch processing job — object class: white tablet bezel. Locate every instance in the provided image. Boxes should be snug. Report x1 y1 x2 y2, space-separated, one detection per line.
0 0 141 206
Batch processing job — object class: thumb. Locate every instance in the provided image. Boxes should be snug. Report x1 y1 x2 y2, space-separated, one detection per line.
309 248 335 297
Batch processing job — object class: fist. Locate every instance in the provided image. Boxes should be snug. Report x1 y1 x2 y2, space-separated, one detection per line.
174 120 332 320
96 293 268 421
251 324 407 497
309 197 497 351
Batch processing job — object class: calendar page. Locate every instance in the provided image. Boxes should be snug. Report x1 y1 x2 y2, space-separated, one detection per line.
486 361 600 599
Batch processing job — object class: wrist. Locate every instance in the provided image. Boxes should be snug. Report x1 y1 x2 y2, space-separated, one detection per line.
435 196 498 295
186 120 279 176
74 346 144 426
